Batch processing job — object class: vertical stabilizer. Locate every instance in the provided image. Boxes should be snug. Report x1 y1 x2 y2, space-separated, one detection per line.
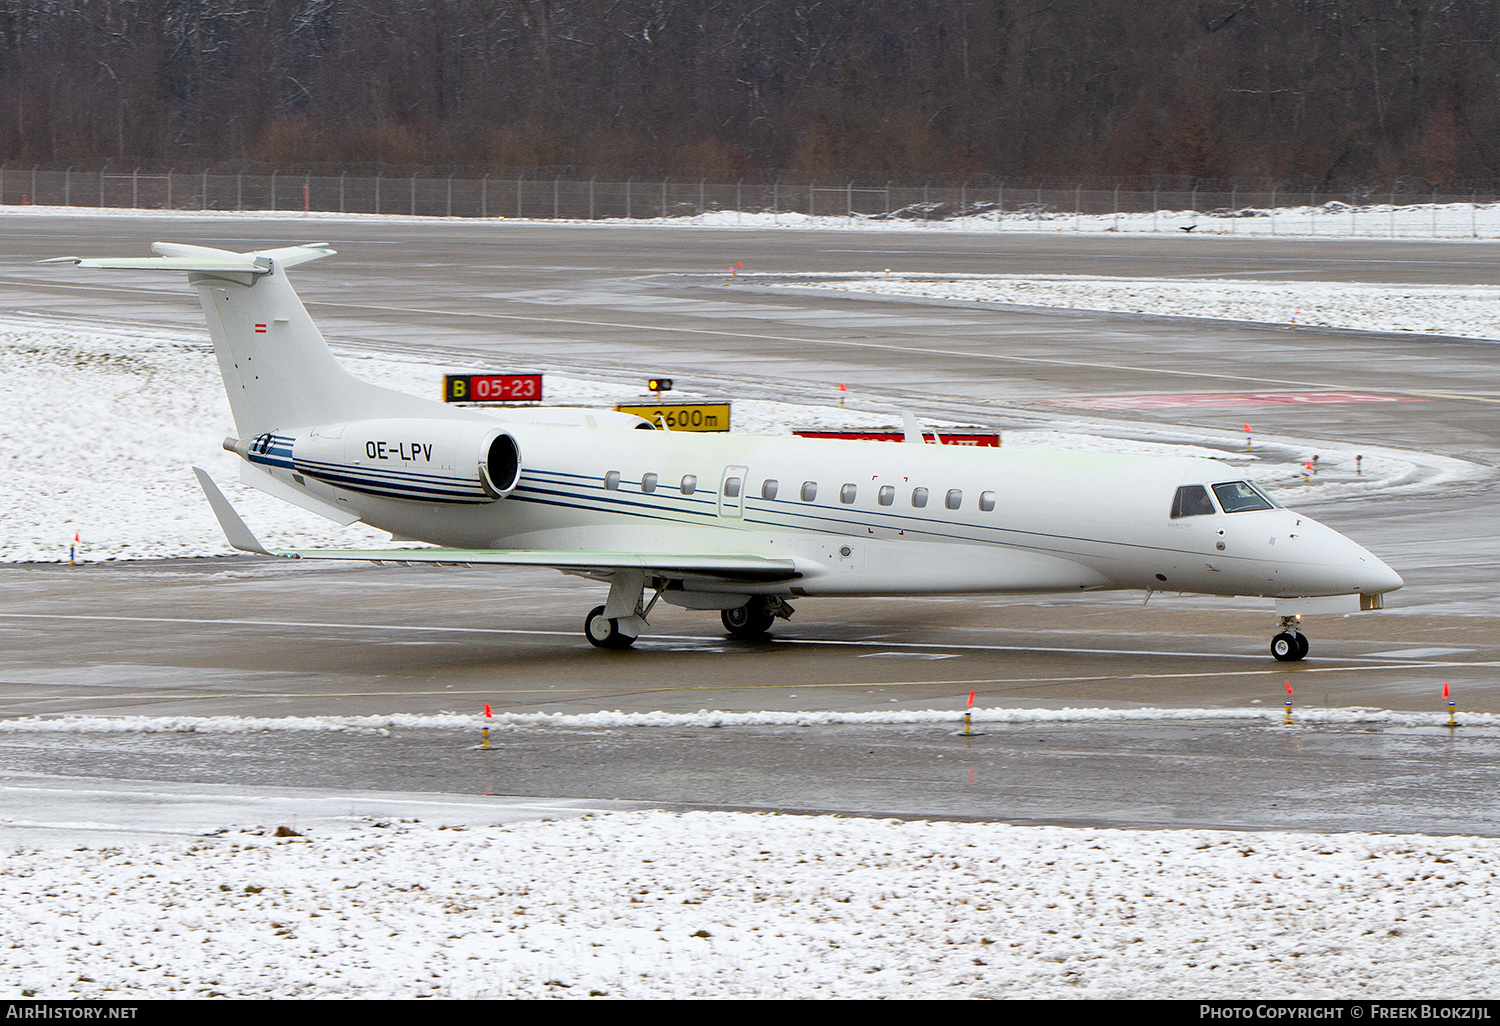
47 243 451 437
194 260 376 435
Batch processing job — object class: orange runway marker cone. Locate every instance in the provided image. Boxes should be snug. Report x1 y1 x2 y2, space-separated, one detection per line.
1284 680 1294 724
959 689 983 736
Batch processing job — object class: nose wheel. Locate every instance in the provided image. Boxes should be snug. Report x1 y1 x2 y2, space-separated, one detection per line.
1271 616 1309 661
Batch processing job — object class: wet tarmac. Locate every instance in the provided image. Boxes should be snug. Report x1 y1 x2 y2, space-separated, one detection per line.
1 214 1497 836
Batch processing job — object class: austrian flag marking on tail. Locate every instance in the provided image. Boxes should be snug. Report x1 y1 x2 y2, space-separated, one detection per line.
254 323 267 333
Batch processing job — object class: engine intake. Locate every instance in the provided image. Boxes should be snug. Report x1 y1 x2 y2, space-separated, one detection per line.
480 432 521 497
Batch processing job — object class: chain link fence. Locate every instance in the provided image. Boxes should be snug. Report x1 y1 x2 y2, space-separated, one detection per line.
3 167 1496 237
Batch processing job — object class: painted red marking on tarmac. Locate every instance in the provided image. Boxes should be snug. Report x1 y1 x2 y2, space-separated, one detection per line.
1045 392 1426 411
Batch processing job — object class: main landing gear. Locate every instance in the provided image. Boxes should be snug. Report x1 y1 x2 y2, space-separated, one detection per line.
1271 615 1310 662
722 597 796 640
583 570 655 650
585 605 637 650
583 572 797 649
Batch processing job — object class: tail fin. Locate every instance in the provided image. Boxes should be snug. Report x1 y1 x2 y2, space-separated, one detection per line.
47 242 441 437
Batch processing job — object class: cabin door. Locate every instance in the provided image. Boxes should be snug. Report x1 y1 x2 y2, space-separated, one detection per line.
718 465 748 518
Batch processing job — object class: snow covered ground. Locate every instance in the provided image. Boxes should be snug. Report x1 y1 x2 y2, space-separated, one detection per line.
0 312 1476 562
1 809 1496 999
3 209 1496 998
761 272 1500 342
690 200 1500 242
4 704 1496 734
0 312 985 562
6 197 1500 241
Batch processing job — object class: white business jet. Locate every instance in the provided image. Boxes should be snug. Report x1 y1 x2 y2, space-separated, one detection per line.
49 242 1402 659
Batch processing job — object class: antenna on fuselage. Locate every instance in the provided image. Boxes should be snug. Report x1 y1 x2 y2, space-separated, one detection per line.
902 411 938 445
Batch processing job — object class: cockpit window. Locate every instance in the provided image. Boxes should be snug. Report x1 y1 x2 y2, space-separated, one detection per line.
1212 481 1275 513
1171 485 1216 518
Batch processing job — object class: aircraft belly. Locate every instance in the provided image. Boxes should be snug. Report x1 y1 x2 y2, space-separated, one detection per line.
794 538 1111 596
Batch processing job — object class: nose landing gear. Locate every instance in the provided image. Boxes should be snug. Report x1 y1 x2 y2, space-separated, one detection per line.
1271 615 1309 661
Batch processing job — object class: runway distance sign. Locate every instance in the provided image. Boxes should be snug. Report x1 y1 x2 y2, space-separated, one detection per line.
444 374 543 403
616 401 731 432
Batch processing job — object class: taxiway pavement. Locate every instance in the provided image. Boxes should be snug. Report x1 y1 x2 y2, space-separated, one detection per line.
1 214 1496 835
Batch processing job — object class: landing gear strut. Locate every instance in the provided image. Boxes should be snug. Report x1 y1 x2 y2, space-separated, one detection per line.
1271 615 1309 662
721 597 794 639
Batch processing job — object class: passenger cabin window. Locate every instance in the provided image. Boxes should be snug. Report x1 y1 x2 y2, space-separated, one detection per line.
878 485 894 506
1171 485 1216 518
1213 481 1275 513
912 487 929 508
641 472 658 494
761 479 778 500
840 483 857 504
801 481 818 502
604 471 621 491
979 491 996 512
946 489 962 510
723 477 742 497
680 474 697 495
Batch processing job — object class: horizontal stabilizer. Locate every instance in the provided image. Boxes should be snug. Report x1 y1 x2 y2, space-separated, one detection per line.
192 467 278 557
40 242 335 273
279 547 801 582
41 254 261 272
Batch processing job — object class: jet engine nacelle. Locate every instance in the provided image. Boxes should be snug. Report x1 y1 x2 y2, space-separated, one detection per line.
239 418 522 504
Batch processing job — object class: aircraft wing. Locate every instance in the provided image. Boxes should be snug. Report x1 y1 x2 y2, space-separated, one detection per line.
193 467 797 582
278 547 801 582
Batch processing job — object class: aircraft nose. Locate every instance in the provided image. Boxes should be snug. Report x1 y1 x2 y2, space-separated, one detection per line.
1361 555 1404 595
1307 516 1403 595
1340 530 1403 595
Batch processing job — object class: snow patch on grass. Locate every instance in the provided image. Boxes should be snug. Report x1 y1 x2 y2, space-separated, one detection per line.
1 809 1496 998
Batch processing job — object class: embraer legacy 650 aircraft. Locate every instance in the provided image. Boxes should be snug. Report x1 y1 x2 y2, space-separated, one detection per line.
49 243 1402 659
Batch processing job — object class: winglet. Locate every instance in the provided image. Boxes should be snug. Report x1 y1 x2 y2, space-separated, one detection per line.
192 467 278 556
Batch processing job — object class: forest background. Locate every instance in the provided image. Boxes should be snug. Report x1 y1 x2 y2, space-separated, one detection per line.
1 0 1496 189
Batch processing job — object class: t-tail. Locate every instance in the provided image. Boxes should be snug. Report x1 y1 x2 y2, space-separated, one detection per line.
44 242 441 437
